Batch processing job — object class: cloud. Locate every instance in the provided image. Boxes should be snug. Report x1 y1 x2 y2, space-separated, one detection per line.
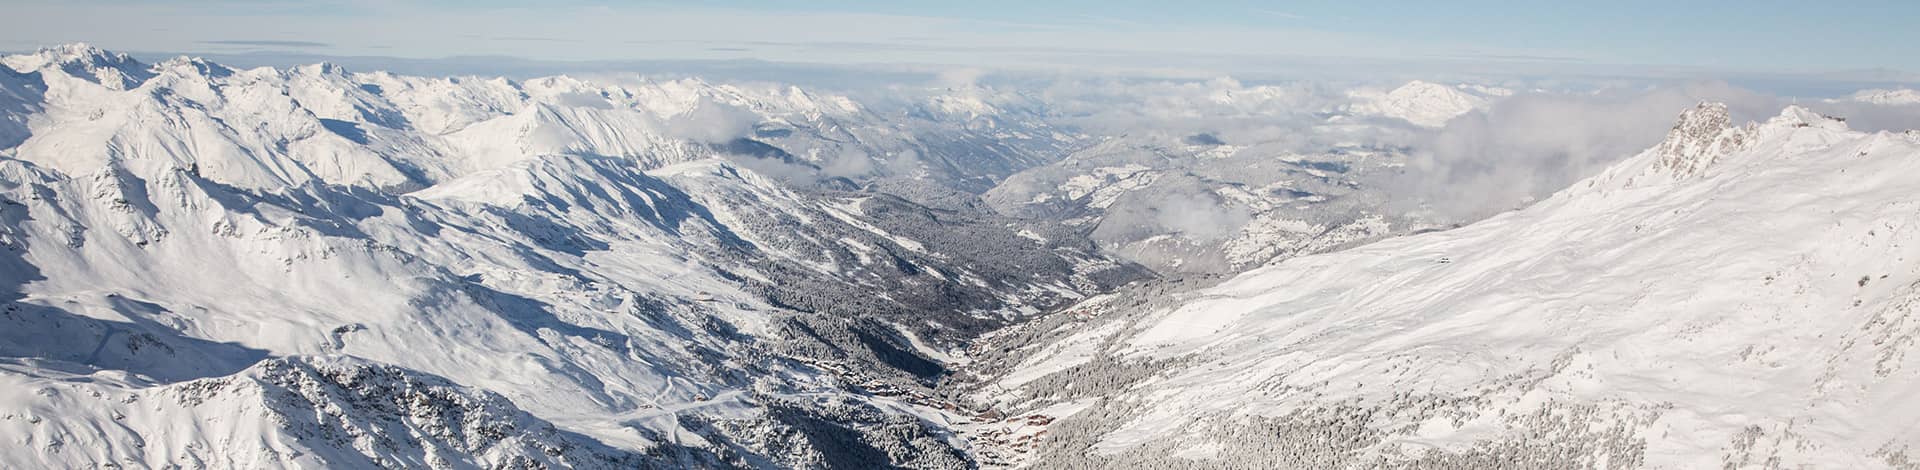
466 35 584 43
819 148 876 178
1036 77 1340 132
1382 82 1783 220
1801 97 1920 133
662 96 760 143
882 149 924 176
1030 76 1920 226
935 68 987 88
1148 191 1251 243
1091 180 1251 245
199 40 330 48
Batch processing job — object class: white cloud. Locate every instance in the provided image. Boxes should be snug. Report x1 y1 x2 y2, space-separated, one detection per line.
662 97 758 143
1386 82 1782 219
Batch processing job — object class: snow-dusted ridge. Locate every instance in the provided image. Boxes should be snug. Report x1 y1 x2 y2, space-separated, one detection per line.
959 103 1920 467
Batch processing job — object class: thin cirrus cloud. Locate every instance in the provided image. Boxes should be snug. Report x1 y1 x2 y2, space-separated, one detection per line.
464 35 587 44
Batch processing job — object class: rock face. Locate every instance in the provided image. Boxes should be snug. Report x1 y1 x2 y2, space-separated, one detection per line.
1653 102 1751 177
954 105 1920 468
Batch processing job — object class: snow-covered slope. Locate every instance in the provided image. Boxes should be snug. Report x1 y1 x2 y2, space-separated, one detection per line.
0 44 1144 468
960 103 1920 467
0 355 659 469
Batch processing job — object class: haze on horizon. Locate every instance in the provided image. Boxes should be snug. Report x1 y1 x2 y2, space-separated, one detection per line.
4 0 1919 86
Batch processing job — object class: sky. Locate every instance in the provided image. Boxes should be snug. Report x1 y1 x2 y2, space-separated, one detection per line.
3 0 1918 80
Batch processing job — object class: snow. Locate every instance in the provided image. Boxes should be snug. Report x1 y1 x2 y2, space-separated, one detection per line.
979 104 1920 467
17 39 1914 467
0 44 1130 467
1346 80 1501 128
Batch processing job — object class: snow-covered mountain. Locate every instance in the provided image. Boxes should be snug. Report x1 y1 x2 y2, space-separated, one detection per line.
0 44 1146 468
1345 80 1508 128
1835 88 1920 106
0 44 1075 195
956 103 1920 467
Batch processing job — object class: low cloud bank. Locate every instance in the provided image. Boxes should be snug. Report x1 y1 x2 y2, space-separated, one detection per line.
1006 75 1920 223
662 96 760 143
1393 82 1920 220
1390 82 1780 219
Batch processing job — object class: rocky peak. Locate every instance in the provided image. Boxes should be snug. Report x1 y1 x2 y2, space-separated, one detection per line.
1654 102 1749 177
290 61 348 77
155 56 234 79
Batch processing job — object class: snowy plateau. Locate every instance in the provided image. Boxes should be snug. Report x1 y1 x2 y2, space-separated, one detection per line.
2 42 1920 470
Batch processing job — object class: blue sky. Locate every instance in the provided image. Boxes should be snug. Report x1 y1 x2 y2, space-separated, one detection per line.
3 0 1917 77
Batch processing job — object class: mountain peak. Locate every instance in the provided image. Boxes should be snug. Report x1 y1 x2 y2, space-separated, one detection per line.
291 61 348 77
155 55 234 79
1392 79 1444 92
39 42 116 62
1763 105 1850 132
3 42 152 90
1345 80 1489 127
1653 102 1748 177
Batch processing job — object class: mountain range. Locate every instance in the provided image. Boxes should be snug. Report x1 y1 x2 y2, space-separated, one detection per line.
6 43 1918 468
